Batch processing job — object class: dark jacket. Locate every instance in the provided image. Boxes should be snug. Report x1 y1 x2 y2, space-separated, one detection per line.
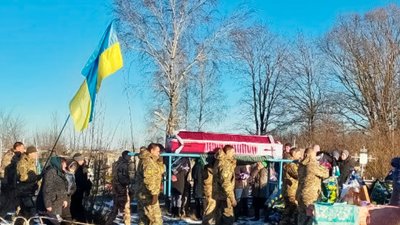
192 159 203 199
390 157 400 206
37 157 69 215
338 157 356 186
172 158 190 195
112 156 130 196
3 151 22 190
73 165 91 196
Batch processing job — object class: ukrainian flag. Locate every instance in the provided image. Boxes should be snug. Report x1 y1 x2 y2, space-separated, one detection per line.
69 22 123 131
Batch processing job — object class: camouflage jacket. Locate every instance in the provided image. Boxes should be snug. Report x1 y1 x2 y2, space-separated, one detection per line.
296 156 329 207
213 150 236 201
137 150 164 197
0 149 14 179
282 157 299 202
16 154 39 196
203 164 213 198
17 154 38 182
250 166 268 198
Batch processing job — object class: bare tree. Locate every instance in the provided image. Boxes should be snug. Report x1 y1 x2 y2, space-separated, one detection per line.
229 25 288 135
283 35 330 144
321 5 400 136
0 110 24 149
190 53 225 131
114 0 245 137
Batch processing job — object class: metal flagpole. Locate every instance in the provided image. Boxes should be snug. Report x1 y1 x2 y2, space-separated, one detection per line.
42 114 71 171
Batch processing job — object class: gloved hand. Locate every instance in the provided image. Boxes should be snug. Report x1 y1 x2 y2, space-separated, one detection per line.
151 195 158 205
230 196 237 207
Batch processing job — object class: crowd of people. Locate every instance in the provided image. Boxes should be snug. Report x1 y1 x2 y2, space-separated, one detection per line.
0 142 92 225
0 141 399 225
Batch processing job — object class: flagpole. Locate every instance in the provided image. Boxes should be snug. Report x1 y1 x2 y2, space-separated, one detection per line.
42 114 71 171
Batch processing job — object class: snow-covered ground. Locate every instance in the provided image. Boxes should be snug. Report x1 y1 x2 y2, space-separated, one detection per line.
114 214 271 225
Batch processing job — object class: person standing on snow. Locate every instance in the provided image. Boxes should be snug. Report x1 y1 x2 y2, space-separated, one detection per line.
70 153 92 223
280 147 301 225
338 150 356 187
136 143 164 225
0 142 25 217
389 157 400 206
250 161 268 221
296 147 329 225
37 156 69 225
106 151 132 225
202 151 217 225
213 145 237 225
16 146 41 223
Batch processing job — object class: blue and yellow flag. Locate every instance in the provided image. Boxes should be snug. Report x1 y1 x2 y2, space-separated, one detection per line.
69 22 123 131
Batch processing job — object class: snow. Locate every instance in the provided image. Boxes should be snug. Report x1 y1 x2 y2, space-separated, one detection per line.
113 214 273 225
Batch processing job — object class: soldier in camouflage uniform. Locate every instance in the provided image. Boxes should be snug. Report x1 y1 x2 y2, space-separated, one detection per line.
0 142 25 217
16 146 41 221
213 145 237 225
250 162 268 221
136 143 164 225
280 147 301 225
296 147 329 225
202 151 217 225
106 151 132 225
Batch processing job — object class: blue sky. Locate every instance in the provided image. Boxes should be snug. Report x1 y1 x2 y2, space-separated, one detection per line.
0 0 395 147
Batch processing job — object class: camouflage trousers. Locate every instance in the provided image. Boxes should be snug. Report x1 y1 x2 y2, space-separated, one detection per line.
297 205 312 225
202 196 216 225
105 189 129 225
215 199 234 225
279 197 297 225
137 198 162 225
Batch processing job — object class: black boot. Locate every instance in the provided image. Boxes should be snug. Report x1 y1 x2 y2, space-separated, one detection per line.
177 207 182 218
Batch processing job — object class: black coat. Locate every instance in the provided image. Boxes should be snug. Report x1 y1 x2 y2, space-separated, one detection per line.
191 161 203 199
172 158 190 195
390 157 400 206
4 152 22 190
338 158 356 186
37 167 69 215
74 166 91 196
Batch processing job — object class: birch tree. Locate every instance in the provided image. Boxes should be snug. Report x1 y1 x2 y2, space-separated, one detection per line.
114 0 243 136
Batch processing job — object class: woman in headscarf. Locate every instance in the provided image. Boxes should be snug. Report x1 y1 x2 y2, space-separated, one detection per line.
37 156 69 225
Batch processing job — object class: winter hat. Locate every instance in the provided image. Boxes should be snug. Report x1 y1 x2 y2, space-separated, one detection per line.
342 150 349 158
73 153 84 162
122 150 130 157
332 150 340 160
391 157 400 168
26 146 37 154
